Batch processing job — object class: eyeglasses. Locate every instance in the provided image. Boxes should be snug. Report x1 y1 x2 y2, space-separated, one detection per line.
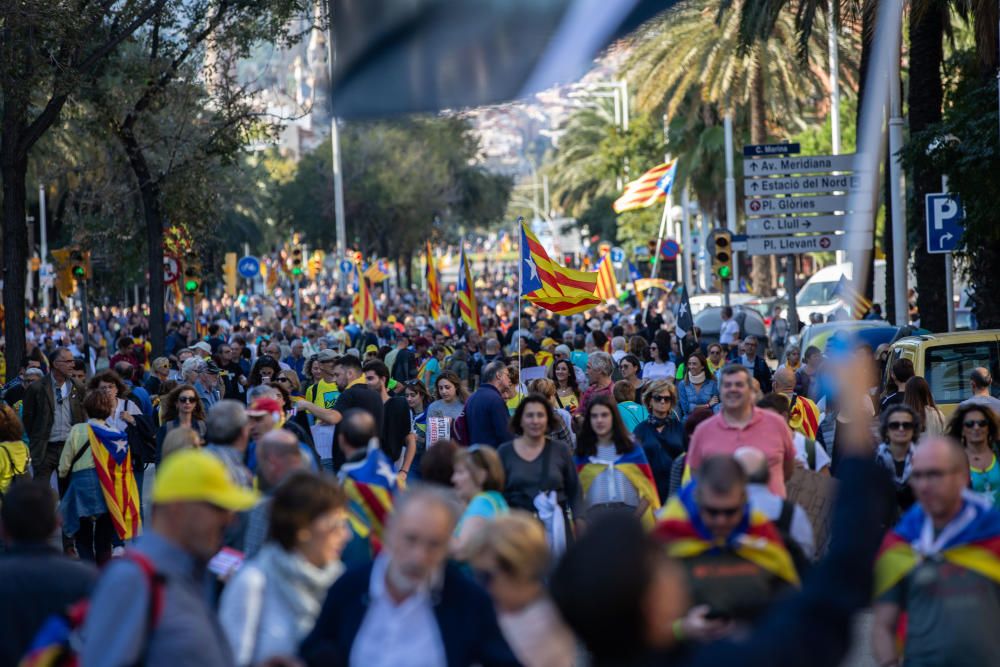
888 421 914 431
700 504 743 518
178 396 197 404
964 419 990 429
650 395 672 403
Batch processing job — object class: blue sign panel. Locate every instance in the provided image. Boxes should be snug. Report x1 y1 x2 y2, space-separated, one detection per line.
925 193 964 254
237 256 260 278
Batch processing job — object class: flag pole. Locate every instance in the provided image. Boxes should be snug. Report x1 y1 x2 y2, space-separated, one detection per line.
644 186 672 327
516 217 523 378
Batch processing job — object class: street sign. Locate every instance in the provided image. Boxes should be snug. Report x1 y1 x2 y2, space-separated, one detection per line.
746 233 869 256
339 259 353 274
163 255 180 284
747 215 860 237
731 233 748 251
925 193 964 254
743 142 801 157
745 194 864 216
633 245 650 258
237 255 261 279
609 246 625 263
742 154 856 177
660 239 680 260
743 173 863 197
40 262 54 288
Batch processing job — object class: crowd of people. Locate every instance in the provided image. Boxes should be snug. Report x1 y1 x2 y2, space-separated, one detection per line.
1 282 999 667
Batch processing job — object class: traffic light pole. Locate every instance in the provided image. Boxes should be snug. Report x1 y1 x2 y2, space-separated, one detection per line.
786 255 799 335
78 280 90 371
722 279 731 308
294 277 301 325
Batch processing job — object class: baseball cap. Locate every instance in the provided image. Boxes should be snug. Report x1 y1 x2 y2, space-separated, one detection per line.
152 449 258 511
247 397 283 417
203 360 221 375
541 338 557 348
365 344 378 354
316 349 339 362
192 341 212 355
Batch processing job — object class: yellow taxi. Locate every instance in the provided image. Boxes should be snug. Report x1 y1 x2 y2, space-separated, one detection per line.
884 330 1000 419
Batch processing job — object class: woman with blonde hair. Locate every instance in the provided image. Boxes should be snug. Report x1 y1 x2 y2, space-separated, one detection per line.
468 513 578 667
451 445 509 556
632 379 684 501
528 378 574 445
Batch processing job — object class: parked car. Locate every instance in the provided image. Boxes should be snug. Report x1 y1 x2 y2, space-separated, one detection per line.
790 320 899 361
693 305 768 348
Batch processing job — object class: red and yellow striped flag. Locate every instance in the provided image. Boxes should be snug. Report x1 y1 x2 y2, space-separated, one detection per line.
426 241 442 320
458 248 482 335
613 161 676 214
520 221 601 315
595 254 618 301
353 261 379 324
88 423 142 540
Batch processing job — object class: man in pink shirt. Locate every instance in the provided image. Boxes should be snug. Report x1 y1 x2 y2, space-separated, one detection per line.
688 364 796 497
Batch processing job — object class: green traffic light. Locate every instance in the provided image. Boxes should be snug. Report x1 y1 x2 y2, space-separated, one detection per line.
72 266 85 278
718 266 732 279
184 279 199 292
292 267 303 276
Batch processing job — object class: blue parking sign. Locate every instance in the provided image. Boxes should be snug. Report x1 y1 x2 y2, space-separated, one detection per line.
925 193 963 254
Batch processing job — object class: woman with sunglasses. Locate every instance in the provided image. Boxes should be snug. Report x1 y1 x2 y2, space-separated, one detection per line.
632 380 684 502
874 405 921 516
155 384 207 464
676 351 720 419
947 404 1000 506
451 445 509 557
549 359 581 414
641 332 676 382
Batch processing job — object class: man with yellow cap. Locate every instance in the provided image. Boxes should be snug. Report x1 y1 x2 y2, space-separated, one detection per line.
81 450 259 666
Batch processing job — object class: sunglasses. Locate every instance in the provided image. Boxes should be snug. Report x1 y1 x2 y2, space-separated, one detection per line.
965 419 990 429
888 421 914 431
178 396 198 404
700 505 742 519
274 377 291 384
650 395 672 403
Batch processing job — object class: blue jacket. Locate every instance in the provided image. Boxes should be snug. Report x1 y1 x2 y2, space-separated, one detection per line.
464 384 514 447
633 416 685 501
300 560 519 667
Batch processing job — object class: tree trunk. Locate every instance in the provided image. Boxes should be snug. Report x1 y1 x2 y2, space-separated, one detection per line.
908 2 946 332
749 45 774 296
1 130 29 373
119 125 166 357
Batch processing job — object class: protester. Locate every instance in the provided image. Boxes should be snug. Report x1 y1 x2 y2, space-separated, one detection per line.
771 367 821 441
903 375 946 436
528 377 575 445
22 347 85 488
0 403 31 493
403 379 431 480
879 357 915 412
676 351 720 419
946 403 1000 506
643 333 676 381
467 513 577 667
874 404 921 516
632 379 684 501
220 471 349 666
420 438 460 486
613 380 648 432
794 346 823 401
466 361 516 447
81 449 258 666
363 359 414 468
203 399 254 489
550 358 582 413
160 425 203 459
300 486 519 667
242 429 311 559
155 384 208 462
960 367 1000 413
580 351 615 415
451 445 509 557
427 370 468 426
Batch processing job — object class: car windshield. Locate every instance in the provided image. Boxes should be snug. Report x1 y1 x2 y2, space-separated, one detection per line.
797 281 840 306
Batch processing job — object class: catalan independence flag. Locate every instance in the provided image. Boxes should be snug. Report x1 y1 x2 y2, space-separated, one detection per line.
832 274 873 319
613 161 676 214
520 221 601 315
458 248 482 335
575 447 661 529
352 261 379 325
341 445 400 551
652 482 800 586
363 259 390 283
874 491 1000 598
788 394 821 440
426 241 442 320
88 423 142 540
594 254 619 302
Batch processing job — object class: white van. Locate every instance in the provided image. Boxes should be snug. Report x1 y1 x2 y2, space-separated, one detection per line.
795 260 886 323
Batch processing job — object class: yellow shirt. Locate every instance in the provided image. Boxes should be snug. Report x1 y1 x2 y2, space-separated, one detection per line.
306 379 340 410
0 440 30 493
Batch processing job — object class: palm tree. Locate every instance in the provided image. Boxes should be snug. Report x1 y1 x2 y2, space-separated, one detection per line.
624 0 860 295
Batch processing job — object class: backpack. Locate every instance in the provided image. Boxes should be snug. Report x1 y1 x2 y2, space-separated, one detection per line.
0 441 31 496
19 551 165 667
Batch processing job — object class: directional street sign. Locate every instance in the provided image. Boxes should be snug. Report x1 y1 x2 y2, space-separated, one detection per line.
747 215 859 237
742 154 856 177
925 193 964 254
743 143 800 157
746 233 869 256
163 255 180 284
743 173 862 197
237 255 261 279
745 194 864 216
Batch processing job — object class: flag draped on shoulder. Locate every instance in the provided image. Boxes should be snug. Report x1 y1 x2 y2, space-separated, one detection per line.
874 491 1000 597
613 161 676 214
575 447 660 529
595 254 619 302
458 248 482 335
519 221 601 315
88 423 142 540
352 261 379 324
426 241 442 320
832 275 873 319
341 445 400 551
652 482 800 586
788 394 821 440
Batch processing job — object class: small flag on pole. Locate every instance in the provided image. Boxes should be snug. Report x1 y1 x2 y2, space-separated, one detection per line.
458 248 482 335
353 261 379 324
613 161 677 214
426 242 442 320
595 255 618 302
520 221 601 315
832 275 873 319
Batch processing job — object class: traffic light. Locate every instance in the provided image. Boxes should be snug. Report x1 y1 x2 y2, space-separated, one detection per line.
308 252 323 279
183 253 202 296
69 248 91 281
287 244 304 278
223 252 238 296
711 229 734 282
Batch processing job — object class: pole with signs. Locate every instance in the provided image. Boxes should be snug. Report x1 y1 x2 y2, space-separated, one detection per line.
724 116 739 284
926 180 964 332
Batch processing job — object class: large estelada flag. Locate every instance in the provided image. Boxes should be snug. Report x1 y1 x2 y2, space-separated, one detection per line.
426 241 442 320
89 422 142 540
652 482 800 586
613 161 677 214
352 261 379 324
520 221 601 315
341 445 400 551
457 248 483 335
874 491 1000 597
575 447 660 529
594 254 618 302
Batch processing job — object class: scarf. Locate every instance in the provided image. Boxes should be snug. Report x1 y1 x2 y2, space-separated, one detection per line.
258 543 344 635
875 443 913 489
688 371 707 385
646 413 675 429
874 490 1000 597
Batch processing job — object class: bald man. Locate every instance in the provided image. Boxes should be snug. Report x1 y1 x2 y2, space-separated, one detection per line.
773 367 822 441
873 436 1000 667
960 367 1000 415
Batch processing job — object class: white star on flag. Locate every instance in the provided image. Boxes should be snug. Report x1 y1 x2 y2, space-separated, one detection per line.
678 302 687 318
376 459 397 486
113 439 128 455
523 256 539 282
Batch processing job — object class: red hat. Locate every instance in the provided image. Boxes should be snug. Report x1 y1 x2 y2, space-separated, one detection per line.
247 397 283 417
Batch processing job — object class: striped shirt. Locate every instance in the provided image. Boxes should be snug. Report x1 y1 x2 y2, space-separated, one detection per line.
585 445 640 507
